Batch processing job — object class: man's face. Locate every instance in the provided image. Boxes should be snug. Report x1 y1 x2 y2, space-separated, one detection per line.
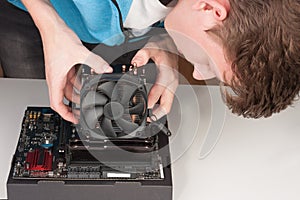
165 0 232 82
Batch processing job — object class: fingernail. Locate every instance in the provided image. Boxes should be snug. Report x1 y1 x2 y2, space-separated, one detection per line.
132 58 142 65
104 65 113 73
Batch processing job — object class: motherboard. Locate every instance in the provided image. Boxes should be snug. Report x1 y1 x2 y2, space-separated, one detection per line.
8 65 172 200
12 107 165 181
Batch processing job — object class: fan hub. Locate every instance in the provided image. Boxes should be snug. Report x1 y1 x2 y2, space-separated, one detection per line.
103 102 124 120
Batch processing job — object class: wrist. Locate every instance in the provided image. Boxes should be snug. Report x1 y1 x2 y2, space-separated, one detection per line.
21 0 67 36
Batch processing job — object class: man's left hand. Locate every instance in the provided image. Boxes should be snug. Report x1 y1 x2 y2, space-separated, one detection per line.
131 35 179 119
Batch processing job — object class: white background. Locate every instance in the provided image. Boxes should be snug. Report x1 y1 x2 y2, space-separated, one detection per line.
0 78 300 199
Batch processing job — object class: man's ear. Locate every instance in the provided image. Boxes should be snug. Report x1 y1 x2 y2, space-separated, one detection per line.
192 0 229 21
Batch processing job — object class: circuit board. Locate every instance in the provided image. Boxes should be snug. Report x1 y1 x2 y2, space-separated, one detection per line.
12 107 165 181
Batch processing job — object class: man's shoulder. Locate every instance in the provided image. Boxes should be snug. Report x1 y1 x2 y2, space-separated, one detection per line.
124 0 175 30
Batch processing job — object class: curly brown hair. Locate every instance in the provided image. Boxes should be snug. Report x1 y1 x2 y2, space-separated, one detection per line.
211 0 300 118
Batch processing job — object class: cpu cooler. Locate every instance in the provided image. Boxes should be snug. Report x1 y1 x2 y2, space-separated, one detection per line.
80 72 148 139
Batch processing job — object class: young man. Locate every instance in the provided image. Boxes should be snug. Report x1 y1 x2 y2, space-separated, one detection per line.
1 0 299 122
1 0 178 123
133 0 300 118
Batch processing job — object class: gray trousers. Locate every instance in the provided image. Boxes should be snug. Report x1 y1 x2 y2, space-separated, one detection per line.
0 1 45 78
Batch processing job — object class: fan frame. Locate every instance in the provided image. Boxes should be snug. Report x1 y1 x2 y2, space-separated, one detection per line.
79 73 148 139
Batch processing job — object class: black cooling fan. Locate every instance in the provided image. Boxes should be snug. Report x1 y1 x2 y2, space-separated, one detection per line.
80 73 148 139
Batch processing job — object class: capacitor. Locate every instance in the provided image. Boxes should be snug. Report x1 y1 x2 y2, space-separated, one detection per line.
122 65 126 73
15 161 22 175
48 171 54 177
16 161 21 168
29 123 33 131
25 162 30 170
133 62 138 75
141 68 146 84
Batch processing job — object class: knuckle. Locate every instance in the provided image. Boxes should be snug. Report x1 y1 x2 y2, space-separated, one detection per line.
50 101 60 112
50 104 57 111
165 107 171 114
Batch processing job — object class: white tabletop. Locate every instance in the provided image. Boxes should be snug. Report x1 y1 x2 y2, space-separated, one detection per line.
0 78 300 200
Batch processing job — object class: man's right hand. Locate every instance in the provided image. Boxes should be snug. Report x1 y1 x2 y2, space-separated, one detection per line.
22 0 113 123
43 23 113 124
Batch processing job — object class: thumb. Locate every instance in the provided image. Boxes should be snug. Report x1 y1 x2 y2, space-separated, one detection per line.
131 49 151 67
150 105 168 121
83 52 113 73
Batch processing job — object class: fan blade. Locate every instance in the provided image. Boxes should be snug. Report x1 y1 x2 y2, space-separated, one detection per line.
98 81 115 98
83 107 103 128
101 117 117 137
82 91 108 109
119 84 138 106
126 103 145 115
115 118 139 133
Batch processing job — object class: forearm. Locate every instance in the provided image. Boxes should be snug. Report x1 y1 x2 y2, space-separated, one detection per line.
21 0 66 36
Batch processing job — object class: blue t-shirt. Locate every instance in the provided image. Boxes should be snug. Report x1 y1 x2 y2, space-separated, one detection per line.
8 0 134 45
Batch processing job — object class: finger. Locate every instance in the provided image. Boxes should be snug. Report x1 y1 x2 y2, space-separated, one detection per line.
69 73 82 91
57 104 78 124
83 52 113 74
64 81 80 104
67 67 82 91
50 96 78 124
151 106 167 121
131 49 151 67
155 65 179 94
151 88 175 120
159 87 175 114
48 78 78 124
147 84 166 108
72 109 80 121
